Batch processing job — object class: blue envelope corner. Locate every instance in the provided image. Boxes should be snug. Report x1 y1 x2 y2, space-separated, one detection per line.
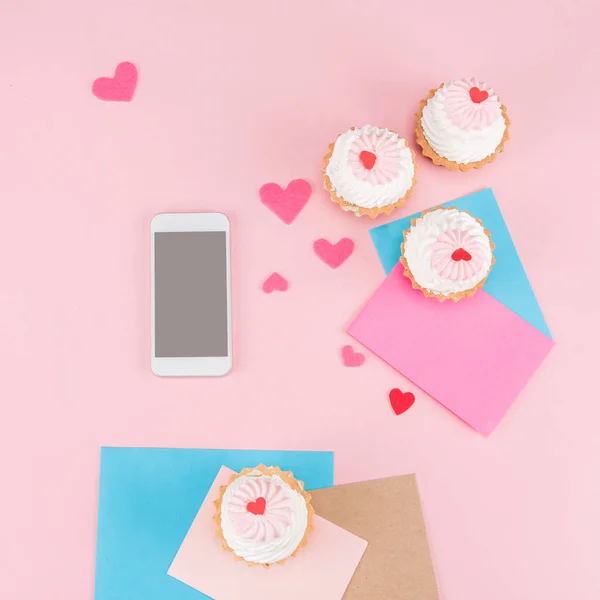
369 188 552 339
94 447 334 600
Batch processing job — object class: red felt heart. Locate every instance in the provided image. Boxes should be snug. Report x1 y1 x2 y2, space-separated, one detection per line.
359 150 377 170
247 497 266 515
469 87 489 104
451 248 472 262
389 388 415 415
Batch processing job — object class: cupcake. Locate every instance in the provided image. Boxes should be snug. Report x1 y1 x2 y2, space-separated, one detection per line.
323 125 417 218
213 465 314 567
400 207 495 302
415 78 510 171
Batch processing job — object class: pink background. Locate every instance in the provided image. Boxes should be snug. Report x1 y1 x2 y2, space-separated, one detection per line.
0 1 598 599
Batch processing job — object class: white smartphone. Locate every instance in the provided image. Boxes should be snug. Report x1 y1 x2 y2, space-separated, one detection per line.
150 213 232 377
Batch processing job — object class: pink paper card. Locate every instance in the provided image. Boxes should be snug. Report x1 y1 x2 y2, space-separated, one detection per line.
168 467 368 600
348 265 554 436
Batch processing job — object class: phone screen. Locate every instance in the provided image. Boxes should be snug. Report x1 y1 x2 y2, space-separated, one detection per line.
154 231 228 358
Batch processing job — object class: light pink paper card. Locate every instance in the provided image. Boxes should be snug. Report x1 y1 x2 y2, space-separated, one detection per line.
348 265 554 436
168 467 368 600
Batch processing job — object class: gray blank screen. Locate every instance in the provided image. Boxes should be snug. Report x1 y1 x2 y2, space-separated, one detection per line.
155 231 228 357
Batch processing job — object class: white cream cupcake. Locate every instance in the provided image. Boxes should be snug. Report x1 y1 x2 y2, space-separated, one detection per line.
416 78 510 170
324 125 417 218
400 207 495 302
213 465 314 567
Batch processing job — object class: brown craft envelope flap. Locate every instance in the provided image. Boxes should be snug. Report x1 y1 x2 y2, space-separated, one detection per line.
310 474 439 600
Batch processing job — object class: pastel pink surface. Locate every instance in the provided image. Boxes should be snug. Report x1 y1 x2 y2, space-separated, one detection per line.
92 61 137 102
313 238 354 268
1 2 599 600
168 467 367 599
341 345 365 367
348 265 554 436
262 272 289 293
259 179 312 224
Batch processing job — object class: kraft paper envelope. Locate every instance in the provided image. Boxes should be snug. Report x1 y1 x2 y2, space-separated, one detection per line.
168 466 368 600
311 475 439 600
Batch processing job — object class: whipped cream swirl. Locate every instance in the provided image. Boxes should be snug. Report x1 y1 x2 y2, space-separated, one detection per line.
403 208 493 296
326 125 415 210
220 469 308 564
421 78 506 164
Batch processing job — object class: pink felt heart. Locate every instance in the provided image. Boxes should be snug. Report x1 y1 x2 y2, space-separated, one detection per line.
341 345 365 367
262 272 289 293
259 179 312 225
92 62 138 102
313 238 354 268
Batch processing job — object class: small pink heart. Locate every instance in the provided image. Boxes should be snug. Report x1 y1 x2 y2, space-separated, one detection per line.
92 62 138 102
313 238 354 268
259 179 311 225
262 273 289 293
341 345 365 367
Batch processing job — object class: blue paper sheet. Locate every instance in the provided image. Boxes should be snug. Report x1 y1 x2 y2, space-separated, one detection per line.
369 188 551 339
94 447 334 600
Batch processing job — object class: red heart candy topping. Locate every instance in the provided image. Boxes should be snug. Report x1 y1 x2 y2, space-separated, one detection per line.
451 248 472 262
469 87 489 104
359 150 377 170
246 497 266 515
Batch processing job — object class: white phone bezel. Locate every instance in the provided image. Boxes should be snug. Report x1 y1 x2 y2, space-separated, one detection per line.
150 212 232 377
